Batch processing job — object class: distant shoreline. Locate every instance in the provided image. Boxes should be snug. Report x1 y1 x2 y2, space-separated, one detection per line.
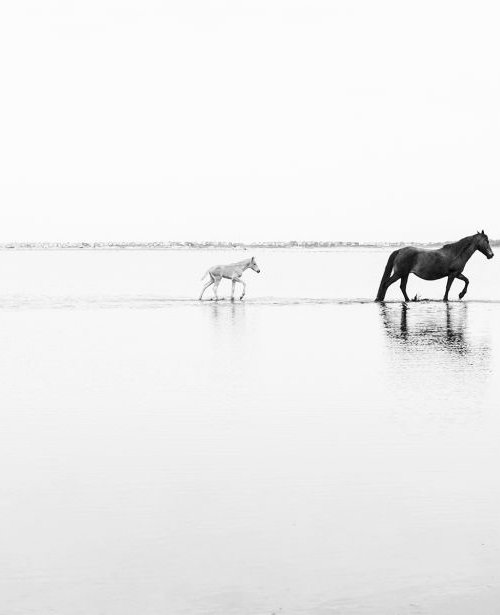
1 240 497 251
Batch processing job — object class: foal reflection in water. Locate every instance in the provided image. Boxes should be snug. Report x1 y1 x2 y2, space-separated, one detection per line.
199 257 261 301
376 231 494 302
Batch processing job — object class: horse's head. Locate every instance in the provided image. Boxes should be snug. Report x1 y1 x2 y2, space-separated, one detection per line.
476 230 494 259
250 257 261 273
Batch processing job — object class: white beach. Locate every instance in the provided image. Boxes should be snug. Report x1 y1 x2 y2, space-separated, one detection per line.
0 248 499 614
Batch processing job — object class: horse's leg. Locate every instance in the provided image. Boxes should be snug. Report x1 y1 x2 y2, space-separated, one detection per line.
443 275 455 301
238 279 247 300
231 279 237 301
199 278 213 300
400 275 410 302
457 273 469 300
380 273 402 299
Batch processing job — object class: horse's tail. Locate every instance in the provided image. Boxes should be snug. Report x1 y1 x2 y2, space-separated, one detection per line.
375 250 399 301
201 270 210 281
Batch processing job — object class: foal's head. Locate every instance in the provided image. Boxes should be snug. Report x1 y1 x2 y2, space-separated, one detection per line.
249 257 261 273
476 230 494 259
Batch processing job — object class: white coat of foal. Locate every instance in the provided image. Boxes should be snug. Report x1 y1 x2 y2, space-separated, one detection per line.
199 257 261 301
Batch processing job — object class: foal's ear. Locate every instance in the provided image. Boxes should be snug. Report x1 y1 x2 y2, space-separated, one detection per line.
482 229 485 235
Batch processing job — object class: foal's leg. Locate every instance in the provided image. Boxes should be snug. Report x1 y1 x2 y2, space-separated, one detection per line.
457 273 469 300
199 279 213 300
231 279 237 301
400 275 410 302
443 275 455 301
212 278 221 300
238 279 247 300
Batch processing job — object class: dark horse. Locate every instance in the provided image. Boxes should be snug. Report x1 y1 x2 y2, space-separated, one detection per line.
376 231 494 302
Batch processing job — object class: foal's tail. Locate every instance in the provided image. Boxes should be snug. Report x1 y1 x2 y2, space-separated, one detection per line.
201 270 211 281
375 250 399 301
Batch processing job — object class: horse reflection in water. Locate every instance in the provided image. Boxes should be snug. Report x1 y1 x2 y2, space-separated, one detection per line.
378 302 492 428
379 302 472 356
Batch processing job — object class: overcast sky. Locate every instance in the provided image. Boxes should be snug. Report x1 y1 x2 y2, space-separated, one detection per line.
0 0 498 242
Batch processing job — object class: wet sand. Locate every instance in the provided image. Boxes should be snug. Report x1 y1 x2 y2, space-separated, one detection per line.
0 249 499 614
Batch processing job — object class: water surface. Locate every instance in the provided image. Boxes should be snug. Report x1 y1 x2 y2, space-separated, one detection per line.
0 249 499 614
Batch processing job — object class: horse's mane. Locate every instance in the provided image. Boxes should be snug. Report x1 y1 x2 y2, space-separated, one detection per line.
441 234 476 256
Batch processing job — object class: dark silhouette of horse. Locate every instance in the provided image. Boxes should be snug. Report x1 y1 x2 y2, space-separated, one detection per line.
376 231 494 302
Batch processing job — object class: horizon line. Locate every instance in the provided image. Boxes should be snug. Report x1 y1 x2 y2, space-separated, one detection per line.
0 239 498 249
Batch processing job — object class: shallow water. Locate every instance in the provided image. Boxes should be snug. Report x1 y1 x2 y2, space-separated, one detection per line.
0 249 499 614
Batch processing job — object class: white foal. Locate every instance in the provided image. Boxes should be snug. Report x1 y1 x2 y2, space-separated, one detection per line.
199 257 261 301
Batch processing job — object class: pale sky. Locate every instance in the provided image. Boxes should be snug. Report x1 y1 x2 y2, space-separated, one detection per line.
0 0 499 242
